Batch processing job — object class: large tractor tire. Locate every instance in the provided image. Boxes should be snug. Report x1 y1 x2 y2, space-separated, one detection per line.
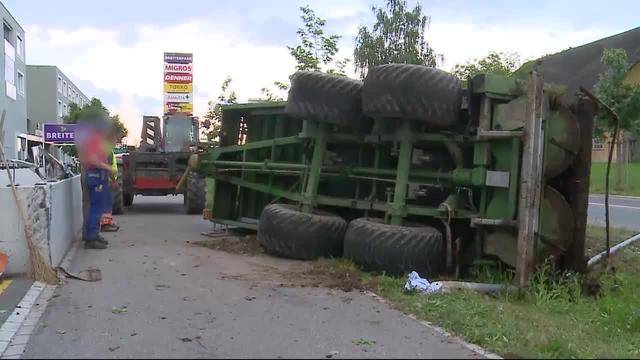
258 204 347 260
185 173 206 214
285 71 363 127
343 218 444 277
362 64 462 128
111 174 124 215
123 192 133 207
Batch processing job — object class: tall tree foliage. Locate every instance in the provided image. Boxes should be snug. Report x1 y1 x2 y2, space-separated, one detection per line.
287 5 346 74
594 48 640 190
64 98 128 143
259 81 289 102
263 5 349 101
353 0 439 78
594 48 640 136
62 98 127 156
452 51 521 82
202 76 237 145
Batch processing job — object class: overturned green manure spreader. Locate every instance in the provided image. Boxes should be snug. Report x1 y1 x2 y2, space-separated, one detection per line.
190 64 596 283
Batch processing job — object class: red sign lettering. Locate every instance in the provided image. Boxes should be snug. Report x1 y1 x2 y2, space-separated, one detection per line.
164 64 192 73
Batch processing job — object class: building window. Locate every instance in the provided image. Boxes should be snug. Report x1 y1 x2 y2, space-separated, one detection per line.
63 103 67 116
63 80 67 97
16 34 23 59
72 90 77 103
68 84 72 98
3 22 12 44
57 76 62 93
16 71 24 96
593 137 605 151
57 100 63 117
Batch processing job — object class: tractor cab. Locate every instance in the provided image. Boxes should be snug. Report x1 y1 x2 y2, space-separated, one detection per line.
118 113 205 213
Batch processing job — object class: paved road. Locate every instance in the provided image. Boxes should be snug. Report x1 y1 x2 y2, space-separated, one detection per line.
22 196 479 359
588 194 640 231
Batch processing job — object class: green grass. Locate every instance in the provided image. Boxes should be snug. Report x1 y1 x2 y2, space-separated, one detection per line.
336 226 640 358
590 162 640 196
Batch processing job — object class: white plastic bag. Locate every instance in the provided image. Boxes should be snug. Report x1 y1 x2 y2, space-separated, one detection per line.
404 271 443 295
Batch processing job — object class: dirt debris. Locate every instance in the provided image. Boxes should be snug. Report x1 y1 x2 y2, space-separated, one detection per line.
280 261 376 292
220 260 376 293
193 235 264 255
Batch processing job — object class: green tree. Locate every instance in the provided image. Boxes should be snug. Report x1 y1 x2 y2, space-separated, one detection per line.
259 81 289 102
594 48 640 190
202 76 237 145
452 51 521 81
62 97 128 156
64 98 128 143
263 6 349 99
287 5 346 73
353 0 439 78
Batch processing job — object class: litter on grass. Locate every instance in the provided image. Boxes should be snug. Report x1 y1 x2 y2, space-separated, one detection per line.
404 271 443 294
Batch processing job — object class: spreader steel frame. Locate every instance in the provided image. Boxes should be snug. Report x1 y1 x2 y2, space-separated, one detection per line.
194 72 594 278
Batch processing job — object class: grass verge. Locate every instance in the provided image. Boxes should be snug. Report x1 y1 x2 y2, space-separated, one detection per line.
590 162 640 196
332 225 640 358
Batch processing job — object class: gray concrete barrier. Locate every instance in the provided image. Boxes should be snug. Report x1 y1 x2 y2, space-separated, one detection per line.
0 175 82 275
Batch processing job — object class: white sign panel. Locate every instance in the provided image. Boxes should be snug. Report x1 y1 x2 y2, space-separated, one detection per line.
164 63 192 74
164 93 192 103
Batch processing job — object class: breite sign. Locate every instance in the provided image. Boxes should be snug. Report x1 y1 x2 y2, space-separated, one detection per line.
164 51 193 115
43 123 76 144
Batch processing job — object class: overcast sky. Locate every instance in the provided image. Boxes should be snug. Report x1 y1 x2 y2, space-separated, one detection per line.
4 0 639 144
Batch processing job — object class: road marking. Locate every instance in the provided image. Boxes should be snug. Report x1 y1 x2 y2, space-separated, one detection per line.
588 202 640 210
590 194 640 201
0 280 12 296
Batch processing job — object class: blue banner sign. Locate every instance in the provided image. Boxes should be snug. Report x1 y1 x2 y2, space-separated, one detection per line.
43 123 77 144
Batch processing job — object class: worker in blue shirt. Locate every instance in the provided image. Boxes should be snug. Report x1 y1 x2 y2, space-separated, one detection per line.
77 117 116 249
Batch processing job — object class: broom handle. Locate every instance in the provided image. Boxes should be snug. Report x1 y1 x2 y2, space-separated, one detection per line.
0 111 35 240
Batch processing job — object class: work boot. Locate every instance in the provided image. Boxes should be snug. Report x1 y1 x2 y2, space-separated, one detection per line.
96 234 109 245
84 240 108 250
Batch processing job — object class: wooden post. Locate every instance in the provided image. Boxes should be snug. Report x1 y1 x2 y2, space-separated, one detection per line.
516 71 546 287
564 97 597 272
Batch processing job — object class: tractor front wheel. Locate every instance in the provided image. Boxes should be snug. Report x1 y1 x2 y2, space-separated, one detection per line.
111 175 124 215
123 193 133 207
185 173 206 214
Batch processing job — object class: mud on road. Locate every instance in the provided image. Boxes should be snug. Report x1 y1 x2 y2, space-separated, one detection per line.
194 233 375 292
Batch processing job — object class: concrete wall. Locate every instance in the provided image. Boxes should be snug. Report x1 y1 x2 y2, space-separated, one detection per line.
0 2 27 158
25 66 57 134
48 176 83 266
0 175 81 275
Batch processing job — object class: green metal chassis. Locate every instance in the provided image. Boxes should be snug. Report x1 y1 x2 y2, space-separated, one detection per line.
194 73 592 273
